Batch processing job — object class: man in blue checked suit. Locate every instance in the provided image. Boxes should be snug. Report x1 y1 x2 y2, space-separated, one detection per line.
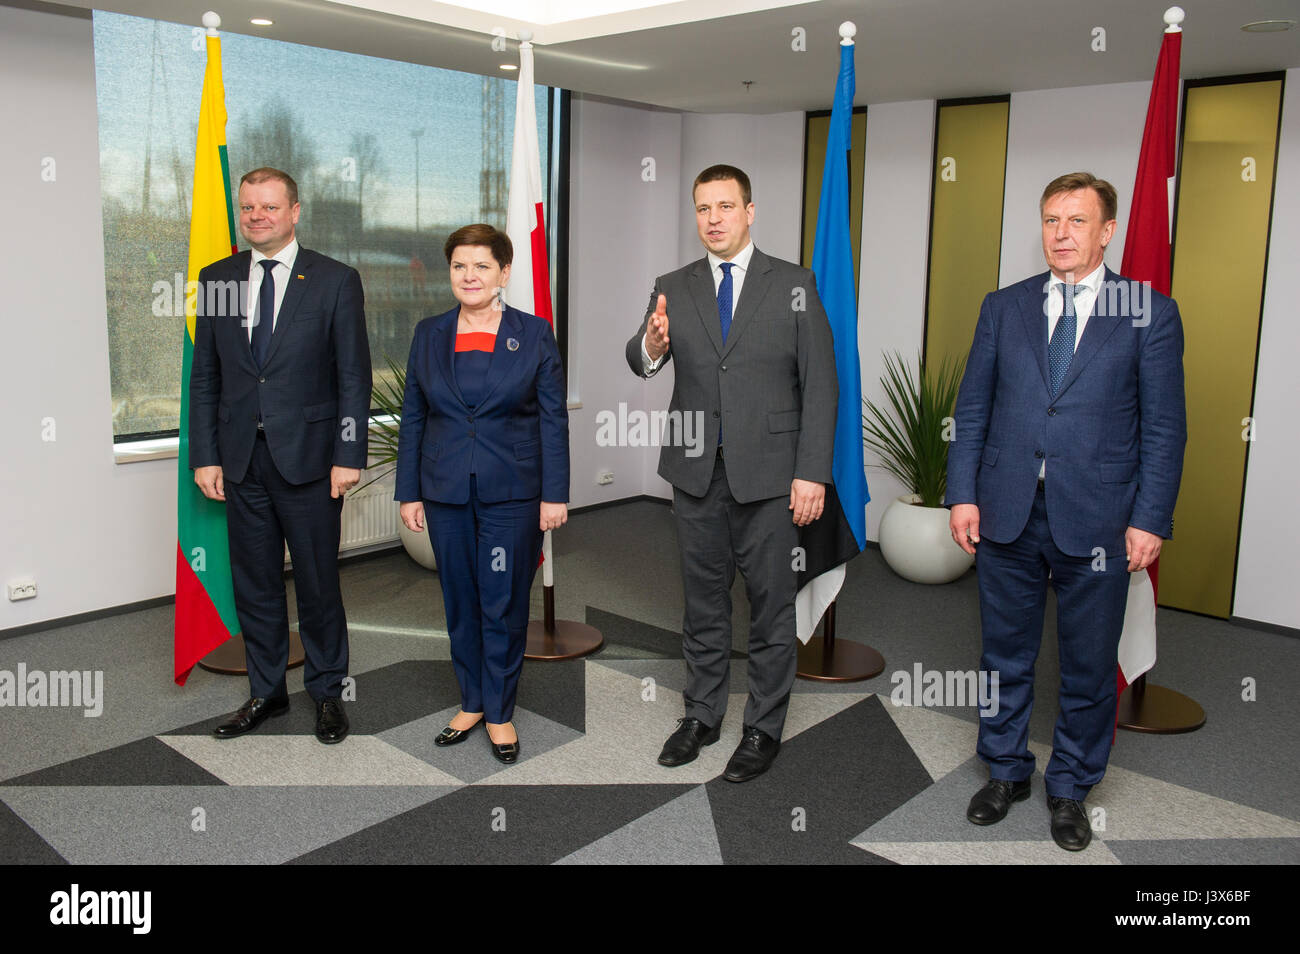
947 172 1186 851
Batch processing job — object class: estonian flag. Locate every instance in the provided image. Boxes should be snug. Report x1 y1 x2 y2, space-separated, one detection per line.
795 36 869 643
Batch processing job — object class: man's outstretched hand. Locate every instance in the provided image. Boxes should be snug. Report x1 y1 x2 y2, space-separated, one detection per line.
645 294 670 361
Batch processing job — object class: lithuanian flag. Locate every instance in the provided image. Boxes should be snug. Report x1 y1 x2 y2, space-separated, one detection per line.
174 21 238 684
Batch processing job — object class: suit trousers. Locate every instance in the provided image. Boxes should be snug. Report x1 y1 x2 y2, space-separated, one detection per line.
974 485 1131 800
224 435 348 701
424 477 542 723
672 453 799 739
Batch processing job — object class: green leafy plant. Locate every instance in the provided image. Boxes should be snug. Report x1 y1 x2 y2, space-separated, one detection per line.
352 354 405 495
862 351 965 508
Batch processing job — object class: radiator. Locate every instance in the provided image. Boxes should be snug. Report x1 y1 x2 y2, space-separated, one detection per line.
340 470 401 552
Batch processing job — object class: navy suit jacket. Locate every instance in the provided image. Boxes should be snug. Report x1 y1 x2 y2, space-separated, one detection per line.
947 267 1187 558
394 305 569 505
189 247 372 485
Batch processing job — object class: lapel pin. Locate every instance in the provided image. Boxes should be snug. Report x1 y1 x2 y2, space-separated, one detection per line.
296 274 305 280
506 337 520 351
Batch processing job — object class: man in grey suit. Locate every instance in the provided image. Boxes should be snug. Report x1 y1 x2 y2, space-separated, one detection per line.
625 165 837 782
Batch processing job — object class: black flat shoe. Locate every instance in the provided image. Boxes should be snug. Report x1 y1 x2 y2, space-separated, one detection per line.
315 698 349 744
213 696 289 739
490 738 520 764
1047 795 1092 851
966 778 1032 825
434 720 482 746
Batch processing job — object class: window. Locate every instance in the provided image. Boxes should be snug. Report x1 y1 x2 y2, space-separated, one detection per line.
94 12 555 441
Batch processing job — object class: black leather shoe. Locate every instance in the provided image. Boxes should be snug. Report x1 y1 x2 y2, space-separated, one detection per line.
966 778 1032 825
315 698 349 744
213 696 289 738
1047 795 1092 851
434 719 482 746
657 717 721 767
723 725 780 783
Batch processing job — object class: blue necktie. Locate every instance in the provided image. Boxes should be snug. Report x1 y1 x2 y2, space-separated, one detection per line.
717 262 735 343
1048 283 1079 395
251 258 276 369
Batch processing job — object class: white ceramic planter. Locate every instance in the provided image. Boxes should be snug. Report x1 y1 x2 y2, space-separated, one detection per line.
878 493 973 584
397 506 438 570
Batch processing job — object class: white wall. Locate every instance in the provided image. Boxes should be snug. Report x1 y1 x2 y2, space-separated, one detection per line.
1000 81 1152 285
0 4 179 632
566 94 683 507
677 111 806 266
857 100 935 540
1233 67 1300 630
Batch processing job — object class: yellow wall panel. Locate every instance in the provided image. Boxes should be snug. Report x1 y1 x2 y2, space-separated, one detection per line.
925 100 1009 371
1161 77 1283 618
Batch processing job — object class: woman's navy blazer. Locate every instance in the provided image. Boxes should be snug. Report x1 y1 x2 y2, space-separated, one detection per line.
395 304 569 505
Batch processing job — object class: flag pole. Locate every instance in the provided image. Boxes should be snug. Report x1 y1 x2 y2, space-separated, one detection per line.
508 30 602 660
794 22 883 682
1114 6 1203 733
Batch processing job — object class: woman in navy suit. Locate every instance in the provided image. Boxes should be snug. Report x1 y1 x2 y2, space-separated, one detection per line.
395 224 569 764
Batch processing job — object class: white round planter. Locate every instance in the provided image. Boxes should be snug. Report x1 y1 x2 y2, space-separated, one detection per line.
878 494 973 584
397 507 438 570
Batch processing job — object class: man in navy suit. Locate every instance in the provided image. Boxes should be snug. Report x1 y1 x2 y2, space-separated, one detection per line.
947 172 1186 850
191 167 372 744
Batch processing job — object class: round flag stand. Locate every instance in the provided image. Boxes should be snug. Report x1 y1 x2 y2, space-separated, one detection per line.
198 632 306 675
1117 674 1205 733
797 601 885 682
525 529 602 660
525 590 603 661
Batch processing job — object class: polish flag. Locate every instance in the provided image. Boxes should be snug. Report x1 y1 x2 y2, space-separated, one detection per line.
504 31 556 579
505 32 553 327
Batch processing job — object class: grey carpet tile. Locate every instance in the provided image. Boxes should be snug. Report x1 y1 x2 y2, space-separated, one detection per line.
287 783 696 865
377 706 584 785
584 606 727 659
1 736 224 787
704 696 930 865
157 734 465 787
1106 838 1300 865
0 785 450 865
554 784 723 865
0 798 67 864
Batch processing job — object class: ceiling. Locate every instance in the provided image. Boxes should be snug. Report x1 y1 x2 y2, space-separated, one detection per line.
47 0 1300 112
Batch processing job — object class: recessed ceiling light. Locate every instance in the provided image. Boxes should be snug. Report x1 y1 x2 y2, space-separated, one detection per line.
1241 19 1295 32
500 63 518 71
250 17 274 27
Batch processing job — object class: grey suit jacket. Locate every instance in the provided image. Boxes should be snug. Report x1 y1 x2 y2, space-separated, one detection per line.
624 247 837 502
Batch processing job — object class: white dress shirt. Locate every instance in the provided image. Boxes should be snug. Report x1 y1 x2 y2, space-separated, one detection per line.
246 238 299 340
642 240 756 374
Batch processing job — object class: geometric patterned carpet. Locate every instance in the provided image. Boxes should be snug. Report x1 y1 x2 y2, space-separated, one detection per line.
4 608 1298 865
3 502 1298 867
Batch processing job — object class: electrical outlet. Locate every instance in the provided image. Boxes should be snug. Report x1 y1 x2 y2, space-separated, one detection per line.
7 577 37 601
597 470 614 486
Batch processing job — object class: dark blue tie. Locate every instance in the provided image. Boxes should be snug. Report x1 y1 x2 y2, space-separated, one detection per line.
1048 283 1079 395
251 258 276 368
717 262 735 343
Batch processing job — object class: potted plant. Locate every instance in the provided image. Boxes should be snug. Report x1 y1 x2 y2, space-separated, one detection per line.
353 356 436 569
862 351 972 584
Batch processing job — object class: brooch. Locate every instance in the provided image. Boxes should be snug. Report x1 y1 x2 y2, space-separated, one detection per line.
506 337 520 351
